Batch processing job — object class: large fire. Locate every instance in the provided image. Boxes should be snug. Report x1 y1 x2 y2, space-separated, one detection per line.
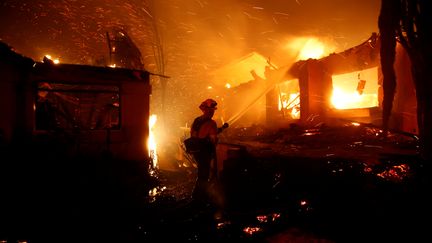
331 67 379 109
278 43 379 118
294 39 379 111
193 37 378 124
274 37 326 119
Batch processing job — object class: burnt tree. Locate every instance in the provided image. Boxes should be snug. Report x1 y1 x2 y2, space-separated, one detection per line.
379 0 432 160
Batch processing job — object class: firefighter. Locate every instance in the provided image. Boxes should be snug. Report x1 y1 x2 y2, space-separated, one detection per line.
189 98 219 203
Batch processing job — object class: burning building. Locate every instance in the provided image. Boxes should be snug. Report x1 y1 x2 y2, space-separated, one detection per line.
286 32 417 134
211 33 418 177
216 33 416 135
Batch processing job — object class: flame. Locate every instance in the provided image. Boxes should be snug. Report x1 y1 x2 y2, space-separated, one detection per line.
331 67 379 109
285 37 332 60
43 54 60 64
148 114 158 169
278 92 300 119
298 38 325 59
225 83 231 89
331 87 378 109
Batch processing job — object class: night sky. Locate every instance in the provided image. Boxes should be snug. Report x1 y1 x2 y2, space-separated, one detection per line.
0 0 381 129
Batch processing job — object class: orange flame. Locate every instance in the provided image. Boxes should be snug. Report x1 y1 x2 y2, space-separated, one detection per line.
148 114 158 169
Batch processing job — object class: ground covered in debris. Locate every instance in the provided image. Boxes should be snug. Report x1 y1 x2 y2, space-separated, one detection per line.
136 121 431 242
1 122 431 242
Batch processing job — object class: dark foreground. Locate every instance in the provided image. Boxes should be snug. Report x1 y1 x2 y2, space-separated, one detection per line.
1 124 431 243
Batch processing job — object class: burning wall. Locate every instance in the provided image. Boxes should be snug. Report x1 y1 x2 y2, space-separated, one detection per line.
287 33 417 134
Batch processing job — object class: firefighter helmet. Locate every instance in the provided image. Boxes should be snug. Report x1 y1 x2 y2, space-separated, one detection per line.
199 98 217 111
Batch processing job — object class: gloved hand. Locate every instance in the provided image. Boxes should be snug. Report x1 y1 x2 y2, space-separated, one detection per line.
218 123 229 134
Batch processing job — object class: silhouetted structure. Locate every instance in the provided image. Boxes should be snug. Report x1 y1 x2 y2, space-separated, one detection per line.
107 29 144 70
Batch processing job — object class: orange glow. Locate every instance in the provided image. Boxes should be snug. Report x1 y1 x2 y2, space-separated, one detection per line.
298 39 325 59
331 67 379 109
43 54 60 64
285 37 334 61
211 52 269 87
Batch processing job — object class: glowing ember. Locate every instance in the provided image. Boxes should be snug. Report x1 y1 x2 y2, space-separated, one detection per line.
256 215 268 223
147 186 166 203
217 222 225 229
271 213 281 221
364 166 373 173
351 122 361 126
243 226 262 235
256 213 281 223
376 164 410 181
216 221 231 229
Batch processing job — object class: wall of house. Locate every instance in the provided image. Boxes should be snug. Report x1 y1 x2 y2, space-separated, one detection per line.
1 45 152 162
